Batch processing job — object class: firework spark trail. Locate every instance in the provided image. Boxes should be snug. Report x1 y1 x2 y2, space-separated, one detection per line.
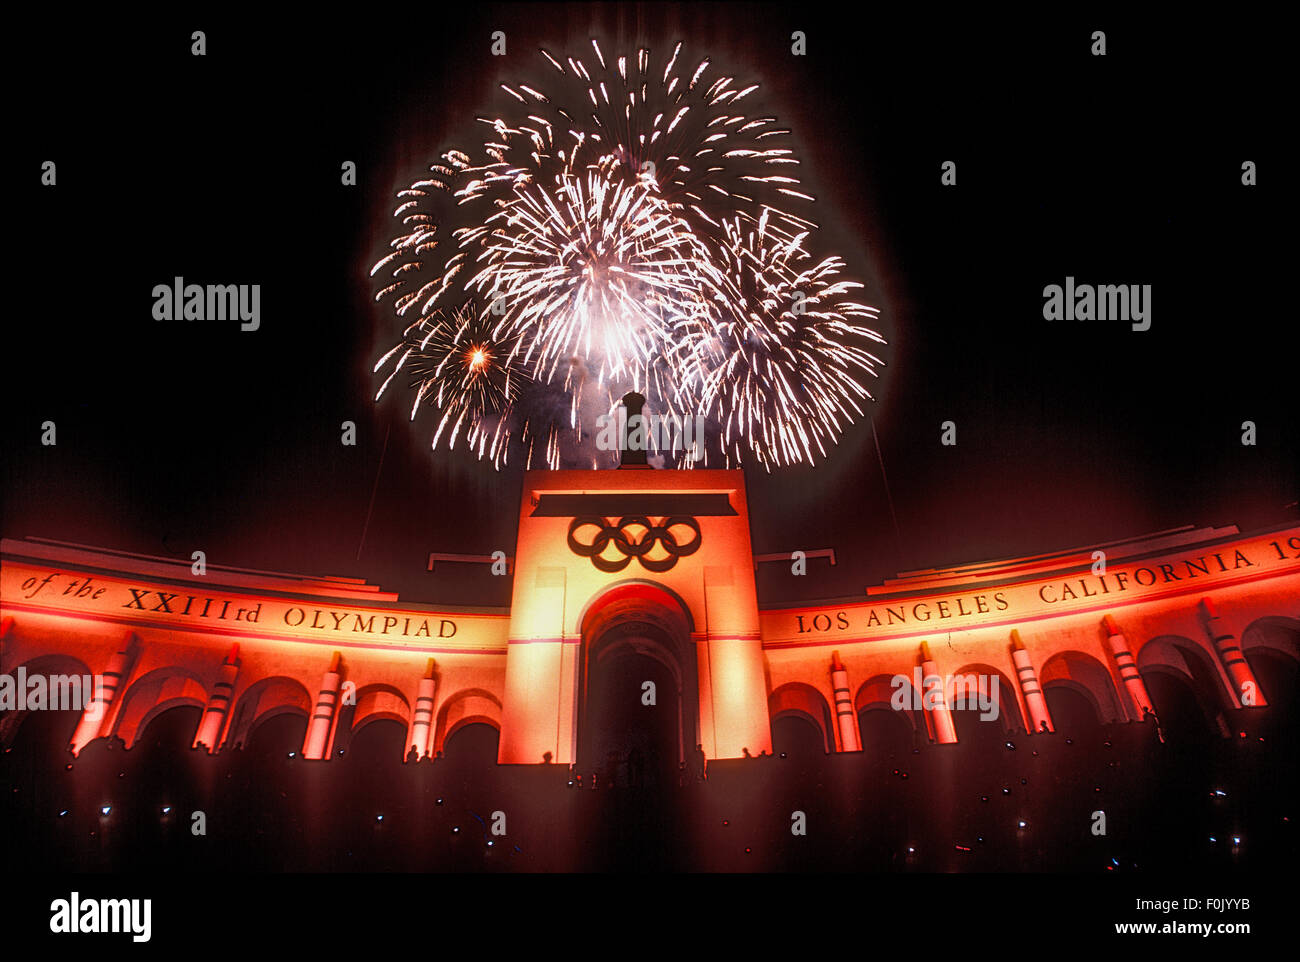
380 303 531 466
372 42 886 470
467 165 712 381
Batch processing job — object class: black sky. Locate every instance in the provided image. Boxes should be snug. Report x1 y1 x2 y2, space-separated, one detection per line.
6 5 1295 608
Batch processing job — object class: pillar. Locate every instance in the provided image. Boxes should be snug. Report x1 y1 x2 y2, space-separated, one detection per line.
698 564 770 759
302 651 342 760
697 634 771 758
1010 629 1053 734
193 644 240 752
1200 598 1267 708
920 641 957 744
70 636 138 756
830 651 861 751
408 658 438 759
1102 615 1154 719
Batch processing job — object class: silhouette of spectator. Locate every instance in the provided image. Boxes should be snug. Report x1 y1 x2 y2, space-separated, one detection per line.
542 751 552 764
742 747 752 758
406 745 419 764
1142 706 1166 744
693 743 707 782
1040 720 1050 733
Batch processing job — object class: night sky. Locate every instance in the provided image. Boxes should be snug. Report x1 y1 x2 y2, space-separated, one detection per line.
7 6 1294 610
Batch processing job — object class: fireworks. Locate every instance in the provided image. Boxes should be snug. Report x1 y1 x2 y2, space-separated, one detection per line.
372 41 885 469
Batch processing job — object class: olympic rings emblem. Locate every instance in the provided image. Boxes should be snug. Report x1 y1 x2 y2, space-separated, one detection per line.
567 515 702 573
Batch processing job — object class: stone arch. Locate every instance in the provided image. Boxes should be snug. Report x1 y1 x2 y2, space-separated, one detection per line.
577 580 698 768
433 688 502 756
0 653 94 749
1136 634 1231 712
330 684 412 758
112 666 209 749
224 675 313 750
349 684 412 732
577 579 696 638
855 671 921 756
441 721 501 766
1136 634 1233 737
1241 616 1299 712
946 662 1025 734
1039 650 1124 725
1241 616 1300 662
769 682 834 753
855 672 922 733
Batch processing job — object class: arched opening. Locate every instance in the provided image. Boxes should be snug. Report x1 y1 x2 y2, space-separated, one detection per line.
856 707 915 758
442 721 501 770
1040 650 1124 727
947 664 1024 745
1042 685 1103 733
1241 616 1300 662
771 712 828 759
579 624 690 786
433 688 502 758
242 710 310 760
331 684 411 759
0 654 93 752
1137 635 1230 737
768 682 834 754
855 672 920 757
345 717 410 768
577 582 697 784
225 676 313 751
1242 617 1299 711
112 667 209 749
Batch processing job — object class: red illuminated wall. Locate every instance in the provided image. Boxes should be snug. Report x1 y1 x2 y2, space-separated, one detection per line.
2 474 1297 764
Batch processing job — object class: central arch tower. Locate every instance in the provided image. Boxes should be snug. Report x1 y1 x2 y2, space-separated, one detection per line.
497 468 771 765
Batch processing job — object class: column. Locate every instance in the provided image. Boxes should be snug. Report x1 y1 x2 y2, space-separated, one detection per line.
1102 614 1154 719
193 644 240 752
830 651 861 751
692 564 770 760
920 641 957 744
302 651 342 760
1010 629 1053 733
1200 598 1267 708
408 657 438 759
70 636 139 756
499 566 570 765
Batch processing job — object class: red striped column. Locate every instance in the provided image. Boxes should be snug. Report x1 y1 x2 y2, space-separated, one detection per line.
302 652 342 760
1102 615 1154 719
920 641 957 744
70 637 138 756
193 644 240 752
830 651 861 752
1200 598 1267 708
1010 629 1053 734
408 658 438 759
